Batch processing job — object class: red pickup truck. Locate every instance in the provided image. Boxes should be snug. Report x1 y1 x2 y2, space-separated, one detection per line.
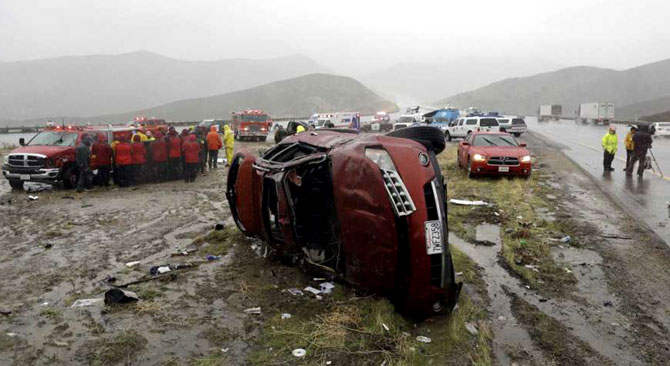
2 125 134 190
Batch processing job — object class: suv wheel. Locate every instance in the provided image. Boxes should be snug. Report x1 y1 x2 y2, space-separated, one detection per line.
445 131 452 141
385 126 446 154
513 133 521 137
8 180 24 190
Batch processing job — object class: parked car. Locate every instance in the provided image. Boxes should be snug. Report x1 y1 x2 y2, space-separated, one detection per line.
273 121 310 143
227 126 461 317
496 117 527 137
651 122 670 137
457 131 531 178
445 116 500 141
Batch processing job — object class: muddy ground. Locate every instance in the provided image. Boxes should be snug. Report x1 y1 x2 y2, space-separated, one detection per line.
0 133 669 366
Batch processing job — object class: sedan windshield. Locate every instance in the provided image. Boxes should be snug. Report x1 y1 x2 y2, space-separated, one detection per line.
473 134 518 147
28 131 78 146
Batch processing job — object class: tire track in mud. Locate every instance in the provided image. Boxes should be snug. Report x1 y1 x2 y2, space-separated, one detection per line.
451 231 641 365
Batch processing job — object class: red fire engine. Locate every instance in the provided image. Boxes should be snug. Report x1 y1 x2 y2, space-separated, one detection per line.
231 110 272 142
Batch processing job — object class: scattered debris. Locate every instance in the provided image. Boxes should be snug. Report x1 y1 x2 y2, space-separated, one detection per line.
125 261 141 267
286 288 304 296
505 227 514 234
105 275 116 283
455 271 463 276
170 249 194 257
206 255 221 261
539 297 548 302
6 333 17 337
498 316 506 321
611 322 620 327
303 286 321 295
40 301 50 306
71 298 103 307
599 234 632 240
464 322 479 335
104 289 139 305
449 199 488 206
564 267 573 274
319 282 335 294
28 195 39 201
53 340 68 347
150 265 171 275
603 300 613 307
215 222 225 231
524 264 540 273
416 335 432 343
44 243 53 249
244 307 262 315
292 348 306 357
382 323 390 332
220 348 229 353
81 204 93 208
24 182 52 192
281 313 291 319
0 308 12 316
559 235 571 243
313 277 326 281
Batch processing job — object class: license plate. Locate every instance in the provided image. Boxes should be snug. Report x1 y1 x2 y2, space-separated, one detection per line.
498 166 510 172
424 220 443 255
20 174 30 181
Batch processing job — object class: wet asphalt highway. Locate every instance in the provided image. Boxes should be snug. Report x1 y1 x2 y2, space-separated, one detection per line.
526 117 670 244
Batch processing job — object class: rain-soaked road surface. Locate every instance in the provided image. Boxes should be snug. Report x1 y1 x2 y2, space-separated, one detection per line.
526 117 670 245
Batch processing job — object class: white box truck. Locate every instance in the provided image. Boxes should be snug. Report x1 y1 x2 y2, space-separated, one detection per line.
538 105 562 121
577 102 614 124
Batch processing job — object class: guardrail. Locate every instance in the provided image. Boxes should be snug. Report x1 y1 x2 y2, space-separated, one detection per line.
0 126 40 134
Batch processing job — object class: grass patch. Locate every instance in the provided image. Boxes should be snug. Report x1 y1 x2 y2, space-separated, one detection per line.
39 308 63 321
136 287 163 301
84 330 148 366
193 228 238 257
509 292 608 365
439 147 576 296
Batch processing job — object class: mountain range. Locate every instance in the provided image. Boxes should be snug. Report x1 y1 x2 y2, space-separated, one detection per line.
434 59 670 119
0 51 325 121
86 73 398 123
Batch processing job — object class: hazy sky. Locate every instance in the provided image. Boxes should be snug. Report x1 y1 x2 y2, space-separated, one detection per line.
2 0 669 74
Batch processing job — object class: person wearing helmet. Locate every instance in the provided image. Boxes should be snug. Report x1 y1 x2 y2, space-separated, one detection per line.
601 125 618 172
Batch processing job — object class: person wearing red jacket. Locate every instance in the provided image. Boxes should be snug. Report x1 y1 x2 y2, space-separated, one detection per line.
182 134 201 183
150 131 168 182
131 134 147 185
167 127 182 180
206 125 223 169
91 134 113 187
114 136 133 187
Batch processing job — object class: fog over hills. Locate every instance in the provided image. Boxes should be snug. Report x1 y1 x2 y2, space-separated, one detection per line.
87 73 398 123
0 51 325 121
434 58 670 119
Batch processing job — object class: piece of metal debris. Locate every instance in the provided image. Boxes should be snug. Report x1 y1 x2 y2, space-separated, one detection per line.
416 335 432 343
449 199 488 206
104 289 139 305
125 261 141 267
304 286 321 295
382 323 390 332
244 307 262 315
54 340 68 347
292 348 306 357
71 298 102 307
464 322 479 335
319 282 335 294
286 288 304 296
281 313 291 319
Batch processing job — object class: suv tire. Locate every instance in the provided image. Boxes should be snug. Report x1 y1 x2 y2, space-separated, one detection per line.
445 131 452 141
385 126 446 154
8 180 23 190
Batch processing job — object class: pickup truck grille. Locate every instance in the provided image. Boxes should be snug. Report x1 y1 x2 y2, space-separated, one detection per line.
8 154 45 168
488 157 519 166
246 125 261 132
382 170 416 216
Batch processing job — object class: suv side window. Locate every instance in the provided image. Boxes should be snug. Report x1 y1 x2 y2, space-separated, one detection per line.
466 119 477 125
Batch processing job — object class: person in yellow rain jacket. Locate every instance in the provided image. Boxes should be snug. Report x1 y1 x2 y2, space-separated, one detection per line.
623 126 636 171
223 124 234 167
601 125 618 172
296 124 306 133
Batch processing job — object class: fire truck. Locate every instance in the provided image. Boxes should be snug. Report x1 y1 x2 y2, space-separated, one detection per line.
130 117 168 134
231 110 272 141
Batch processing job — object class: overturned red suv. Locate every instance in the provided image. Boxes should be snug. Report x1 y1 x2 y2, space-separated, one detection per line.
227 126 461 317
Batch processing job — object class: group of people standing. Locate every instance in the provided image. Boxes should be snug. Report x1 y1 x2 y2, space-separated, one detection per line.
601 124 653 177
75 124 234 192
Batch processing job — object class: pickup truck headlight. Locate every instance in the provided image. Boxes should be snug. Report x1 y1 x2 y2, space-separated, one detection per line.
2 155 8 165
473 153 486 162
520 155 531 163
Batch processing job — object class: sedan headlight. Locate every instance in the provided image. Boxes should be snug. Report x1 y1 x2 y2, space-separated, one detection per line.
365 148 397 171
520 155 531 163
365 148 416 216
473 153 486 162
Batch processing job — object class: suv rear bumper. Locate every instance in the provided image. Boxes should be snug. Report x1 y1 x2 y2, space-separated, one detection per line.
2 166 60 183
